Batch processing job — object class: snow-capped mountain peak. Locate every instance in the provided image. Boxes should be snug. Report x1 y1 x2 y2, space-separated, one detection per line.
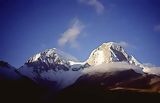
19 48 86 89
87 42 131 66
25 48 82 71
27 48 78 64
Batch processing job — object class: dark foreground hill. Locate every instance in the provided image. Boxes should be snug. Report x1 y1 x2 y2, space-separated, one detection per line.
0 79 160 103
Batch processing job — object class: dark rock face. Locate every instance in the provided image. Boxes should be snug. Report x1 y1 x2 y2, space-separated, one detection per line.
26 61 70 73
110 46 128 61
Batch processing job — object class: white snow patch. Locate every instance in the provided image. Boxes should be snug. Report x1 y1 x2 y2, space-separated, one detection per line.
69 61 85 65
33 53 41 61
129 55 141 66
69 61 86 69
95 50 104 65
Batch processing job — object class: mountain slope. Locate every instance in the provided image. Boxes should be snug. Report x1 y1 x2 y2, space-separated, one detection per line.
111 74 160 93
76 42 160 93
0 61 21 80
18 48 87 89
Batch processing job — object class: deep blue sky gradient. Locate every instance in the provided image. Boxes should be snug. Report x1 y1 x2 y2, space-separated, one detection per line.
0 0 160 67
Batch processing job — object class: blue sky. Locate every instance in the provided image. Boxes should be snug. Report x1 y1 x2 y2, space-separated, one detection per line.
0 0 160 67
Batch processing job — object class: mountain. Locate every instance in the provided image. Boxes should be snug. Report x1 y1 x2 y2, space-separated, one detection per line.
87 42 140 65
0 61 21 80
52 41 160 102
18 48 88 89
18 42 160 90
1 42 160 103
73 64 160 93
54 73 160 103
77 42 160 93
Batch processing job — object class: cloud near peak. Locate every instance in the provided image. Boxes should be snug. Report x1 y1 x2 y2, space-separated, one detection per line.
118 41 129 48
78 0 104 14
143 66 160 75
58 18 85 49
117 41 136 49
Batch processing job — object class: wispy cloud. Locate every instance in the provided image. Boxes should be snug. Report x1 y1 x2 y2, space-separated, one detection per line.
143 66 160 75
58 18 85 49
143 63 156 67
118 41 129 48
143 63 160 75
78 0 104 14
154 24 160 32
83 62 143 75
118 41 136 49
